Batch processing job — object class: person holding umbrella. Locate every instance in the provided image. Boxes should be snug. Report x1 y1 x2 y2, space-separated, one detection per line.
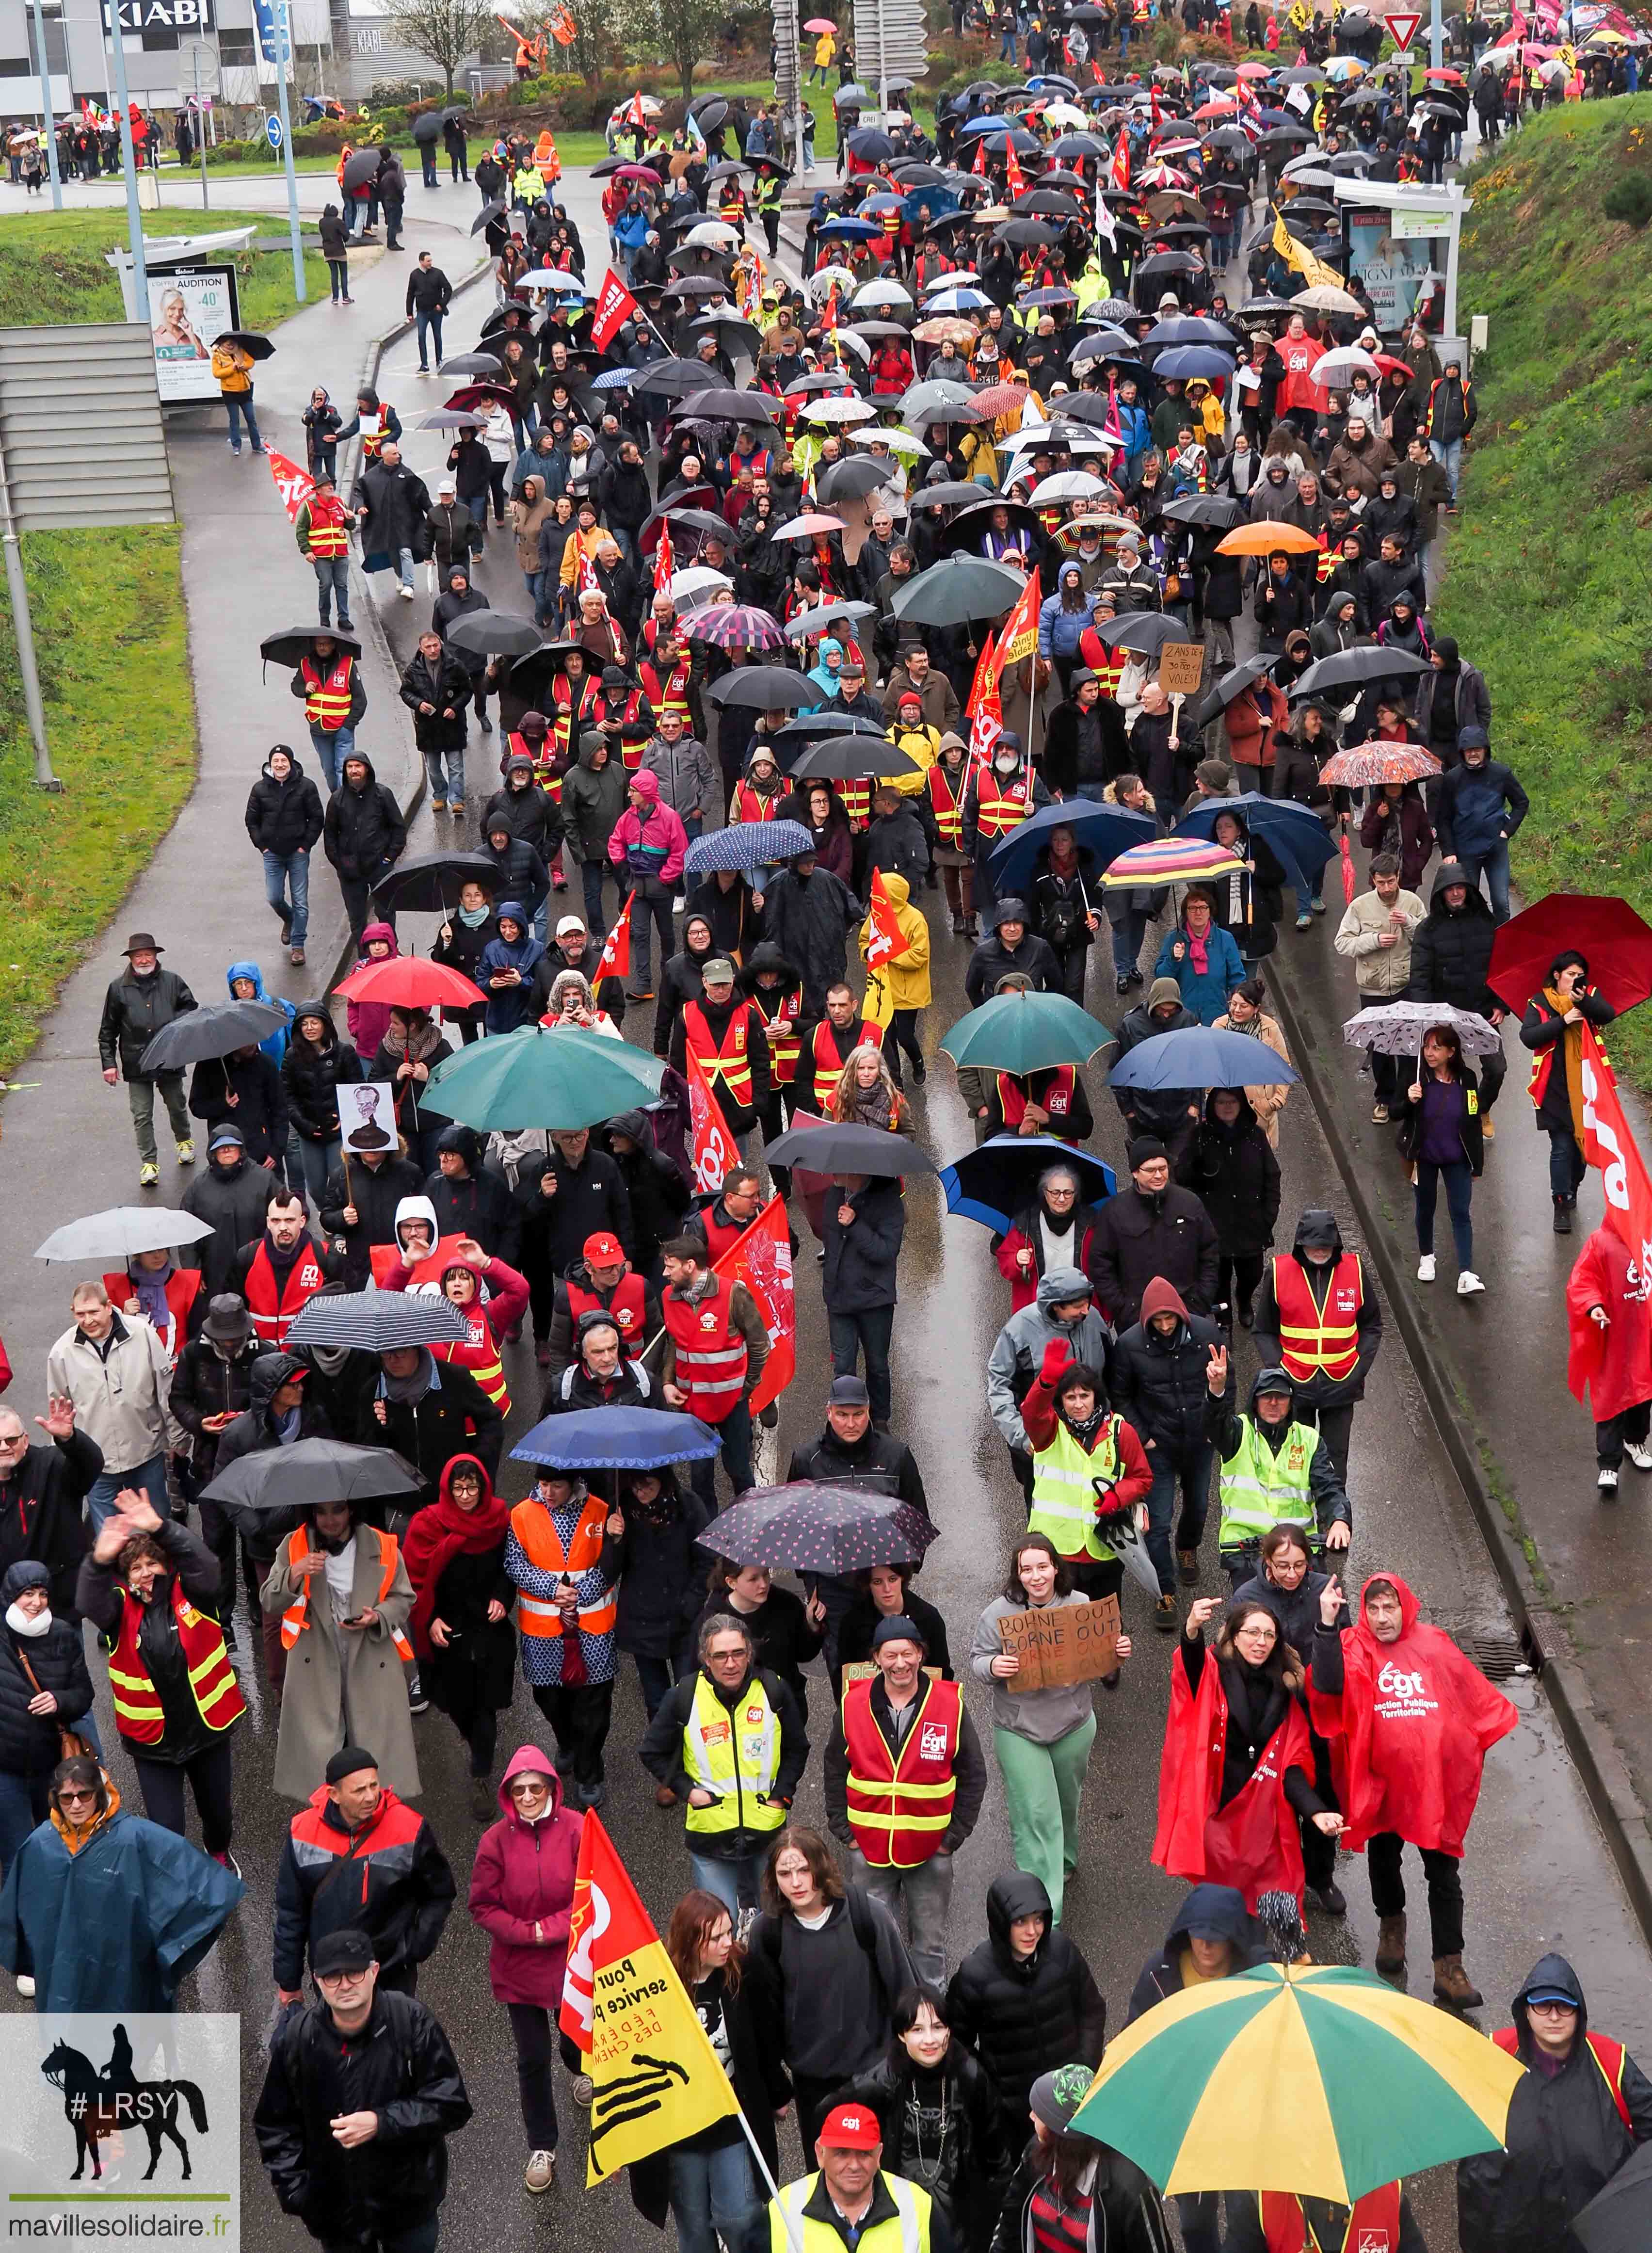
1394 1022 1486 1296
1520 950 1618 1236
506 1467 623 1811
1334 853 1426 1123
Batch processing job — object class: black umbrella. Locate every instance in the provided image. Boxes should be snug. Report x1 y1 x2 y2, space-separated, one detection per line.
784 735 925 782
674 387 778 424
445 609 543 658
212 329 275 359
1160 493 1247 530
411 111 443 144
141 1000 289 1075
1093 612 1185 659
259 624 361 669
706 667 815 711
370 851 500 914
470 199 508 234
416 408 487 431
695 97 730 129
1288 645 1432 701
943 1133 1115 1226
201 1436 424 1515
846 129 897 161
659 275 730 301
820 456 896 502
935 500 1042 561
774 711 888 745
340 148 380 193
631 358 714 397
992 218 1061 248
1576 2140 1652 2253
498 644 582 708
911 480 997 509
662 505 743 543
1193 653 1281 727
286 1292 471 1350
702 1482 940 1572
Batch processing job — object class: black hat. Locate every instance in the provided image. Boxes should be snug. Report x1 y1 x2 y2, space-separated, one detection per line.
324 1744 378 1785
122 932 163 956
1128 1135 1170 1169
871 1614 927 1653
311 1928 376 1977
201 1295 252 1346
829 1374 870 1407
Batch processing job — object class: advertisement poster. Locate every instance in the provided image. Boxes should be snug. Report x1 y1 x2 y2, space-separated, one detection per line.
146 263 237 402
1343 208 1445 334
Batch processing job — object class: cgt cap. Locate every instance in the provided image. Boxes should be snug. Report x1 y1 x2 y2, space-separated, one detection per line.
817 2105 882 2151
583 1232 625 1266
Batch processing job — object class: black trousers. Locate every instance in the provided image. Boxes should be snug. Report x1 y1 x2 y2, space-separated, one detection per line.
133 1739 234 1856
506 2003 582 2149
1299 1732 1339 1891
1597 1398 1652 1470
1366 1832 1464 1958
531 1680 613 1795
1306 1400 1354 1489
882 1009 923 1084
433 1661 501 1776
1216 1253 1265 1322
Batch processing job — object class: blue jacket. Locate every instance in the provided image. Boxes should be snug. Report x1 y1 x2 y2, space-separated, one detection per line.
1436 758 1529 863
477 900 545 1034
614 207 650 252
1154 922 1246 1024
1037 589 1090 661
226 959 295 1065
0 1802 243 2012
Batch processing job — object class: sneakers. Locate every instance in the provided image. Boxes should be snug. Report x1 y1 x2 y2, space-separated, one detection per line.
524 2150 556 2193
399 584 415 600
140 1161 160 1187
1153 1592 1178 1632
212 1850 242 1879
570 2073 594 2107
1310 896 1325 915
1481 1115 1495 1142
175 1138 194 1164
1416 1253 1436 1283
1295 911 1313 932
408 1669 430 1714
1600 1466 1620 1496
14 1974 34 1998
1372 1102 1390 1124
1626 1440 1652 1472
1457 1271 1485 1296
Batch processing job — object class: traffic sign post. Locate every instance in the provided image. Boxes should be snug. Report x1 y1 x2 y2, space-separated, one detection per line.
184 36 216 206
265 111 282 148
1384 10 1423 48
267 0 305 305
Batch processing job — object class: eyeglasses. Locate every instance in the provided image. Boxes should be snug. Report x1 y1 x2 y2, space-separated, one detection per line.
508 1779 549 1798
57 1787 98 1807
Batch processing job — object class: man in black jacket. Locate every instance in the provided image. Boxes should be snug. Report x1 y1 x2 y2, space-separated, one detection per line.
425 1126 520 1263
356 442 431 603
963 899 1059 1009
98 931 197 1187
788 1376 929 1661
244 747 325 968
319 1141 424 1288
514 1129 635 1345
324 751 407 944
189 1044 289 1174
1111 1275 1233 1615
404 251 452 372
255 1926 471 2247
1087 1138 1220 1332
182 1128 274 1294
273 1747 455 2001
364 1346 504 1505
0 1394 98 1621
824 1175 904 1430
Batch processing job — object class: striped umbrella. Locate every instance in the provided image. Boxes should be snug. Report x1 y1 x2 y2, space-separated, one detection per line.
1099 837 1245 890
285 1292 472 1350
1317 742 1443 788
681 605 786 651
1069 1961 1525 2204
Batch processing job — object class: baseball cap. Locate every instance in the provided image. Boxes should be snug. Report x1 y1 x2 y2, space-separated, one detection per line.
817 2106 882 2151
583 1232 624 1266
556 915 587 938
1525 1988 1578 2007
311 1928 376 1978
829 1375 870 1407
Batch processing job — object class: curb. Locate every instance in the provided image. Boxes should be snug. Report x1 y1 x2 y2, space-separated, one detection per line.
1266 944 1652 1945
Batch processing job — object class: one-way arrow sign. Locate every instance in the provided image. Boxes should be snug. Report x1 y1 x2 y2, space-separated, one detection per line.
1385 10 1423 47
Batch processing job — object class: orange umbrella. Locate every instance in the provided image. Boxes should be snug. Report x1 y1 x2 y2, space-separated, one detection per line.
1216 521 1321 555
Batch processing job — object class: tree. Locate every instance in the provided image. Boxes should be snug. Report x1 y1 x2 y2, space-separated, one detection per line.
636 0 724 98
383 0 496 95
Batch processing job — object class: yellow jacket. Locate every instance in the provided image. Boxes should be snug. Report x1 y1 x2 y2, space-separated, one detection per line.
884 720 939 799
211 342 251 394
860 873 931 1009
559 523 606 588
814 31 836 62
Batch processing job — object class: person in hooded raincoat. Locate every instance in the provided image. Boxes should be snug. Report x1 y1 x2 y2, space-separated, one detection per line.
1567 1223 1652 1499
225 959 297 1067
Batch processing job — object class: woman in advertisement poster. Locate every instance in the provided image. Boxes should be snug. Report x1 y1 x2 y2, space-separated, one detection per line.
151 287 209 364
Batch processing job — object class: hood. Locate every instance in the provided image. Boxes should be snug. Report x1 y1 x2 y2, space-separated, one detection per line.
629 769 661 806
738 941 801 995
1141 1277 1192 1330
1249 1363 1298 1414
495 899 531 934
986 1868 1054 1961
993 896 1030 933
1 1560 50 1607
1203 1087 1258 1130
504 753 536 782
1292 1207 1344 1258
344 754 381 791
1511 1953 1587 2055
1036 1265 1091 1318
607 1108 649 1146
1160 1883 1268 1965
250 1351 306 1417
1146 976 1184 1014
577 731 612 772
226 959 271 1003
437 1451 497 1510
1429 858 1492 915
437 1123 482 1169
880 873 911 912
1356 1567 1422 1641
292 1001 338 1052
395 1194 440 1253
358 919 399 959
497 1742 567 1823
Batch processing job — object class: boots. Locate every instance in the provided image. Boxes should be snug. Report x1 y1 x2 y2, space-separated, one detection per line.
1433 1954 1483 2009
1375 1914 1407 1975
1554 1195 1575 1234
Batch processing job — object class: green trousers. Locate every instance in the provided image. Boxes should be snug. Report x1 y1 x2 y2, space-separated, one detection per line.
993 1712 1097 1923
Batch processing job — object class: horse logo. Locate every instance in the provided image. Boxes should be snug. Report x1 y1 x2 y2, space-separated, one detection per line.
42 2028 209 2182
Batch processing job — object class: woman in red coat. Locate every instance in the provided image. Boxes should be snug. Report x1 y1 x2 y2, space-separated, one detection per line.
1567 1224 1652 1494
1223 676 1290 780
467 1745 585 2194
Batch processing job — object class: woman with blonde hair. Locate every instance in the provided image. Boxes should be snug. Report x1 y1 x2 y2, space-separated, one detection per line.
829 1042 916 1141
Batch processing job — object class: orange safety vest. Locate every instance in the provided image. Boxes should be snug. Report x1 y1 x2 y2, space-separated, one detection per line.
811 1017 860 1111
279 1521 415 1664
996 1066 1077 1129
971 767 1033 840
731 780 782 826
1270 1253 1363 1385
302 493 352 558
242 1238 328 1347
1492 2027 1632 2130
510 1490 616 1639
662 1273 749 1422
302 654 355 731
684 1000 756 1108
751 985 802 1084
1256 2184 1403 2253
842 1675 962 1869
566 1271 648 1341
433 1304 509 1411
107 1578 244 1746
360 404 392 462
927 758 967 847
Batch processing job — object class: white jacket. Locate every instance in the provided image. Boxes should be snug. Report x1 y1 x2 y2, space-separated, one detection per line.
1333 885 1426 998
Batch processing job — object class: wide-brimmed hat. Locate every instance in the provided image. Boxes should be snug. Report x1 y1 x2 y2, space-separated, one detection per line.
122 932 163 956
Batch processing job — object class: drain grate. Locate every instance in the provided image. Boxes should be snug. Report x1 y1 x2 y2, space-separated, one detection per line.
1431 1616 1531 1680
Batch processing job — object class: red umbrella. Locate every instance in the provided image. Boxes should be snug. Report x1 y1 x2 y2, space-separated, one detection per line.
335 958 485 1011
1489 894 1652 1017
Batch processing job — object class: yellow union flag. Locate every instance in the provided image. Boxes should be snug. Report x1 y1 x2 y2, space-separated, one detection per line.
559 1811 739 2185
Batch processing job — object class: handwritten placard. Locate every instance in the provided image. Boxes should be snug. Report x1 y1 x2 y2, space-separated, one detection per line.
998 1595 1120 1690
1157 642 1206 698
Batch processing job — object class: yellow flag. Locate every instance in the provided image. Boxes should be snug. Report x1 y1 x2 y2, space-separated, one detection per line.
1271 207 1295 264
559 1813 739 2185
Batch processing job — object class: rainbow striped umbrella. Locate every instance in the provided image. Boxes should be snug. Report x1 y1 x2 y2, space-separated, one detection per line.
1099 837 1245 890
1070 1962 1524 2203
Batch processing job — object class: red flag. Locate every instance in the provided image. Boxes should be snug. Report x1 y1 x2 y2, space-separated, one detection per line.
966 631 1004 765
687 1048 738 1196
821 283 840 332
993 568 1042 679
972 135 989 177
1111 132 1132 192
627 89 646 127
1581 1025 1652 1263
267 448 315 523
595 891 634 983
865 866 904 971
577 545 599 596
1338 834 1356 906
1091 56 1104 81
590 266 639 352
1004 139 1026 200
653 522 675 601
711 1197 795 1415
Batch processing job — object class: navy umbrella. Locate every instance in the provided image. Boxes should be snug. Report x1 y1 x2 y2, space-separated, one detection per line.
1174 790 1338 897
684 820 814 881
512 1406 721 1471
1106 1025 1301 1092
285 1291 472 1350
703 1483 940 1572
986 799 1155 896
941 1135 1115 1232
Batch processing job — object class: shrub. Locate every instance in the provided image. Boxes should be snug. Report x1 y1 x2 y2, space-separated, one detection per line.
1604 174 1652 230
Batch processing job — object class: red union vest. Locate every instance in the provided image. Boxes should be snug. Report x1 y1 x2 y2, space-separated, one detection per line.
433 1305 509 1411
1257 2184 1403 2253
927 758 968 847
811 1017 861 1111
1492 2027 1632 2130
107 1578 245 1746
996 1066 1077 1130
566 1270 647 1341
360 404 393 462
302 492 352 558
1271 1253 1363 1385
663 1273 748 1422
101 1268 201 1366
842 1675 962 1869
302 654 355 731
511 726 563 805
550 673 599 776
684 1000 755 1108
694 1205 747 1266
243 1238 327 1347
732 780 782 826
971 767 1032 840
280 1520 415 1663
751 985 802 1084
510 1490 616 1640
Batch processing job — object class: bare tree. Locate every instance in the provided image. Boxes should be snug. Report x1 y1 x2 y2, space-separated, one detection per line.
647 0 723 98
383 0 495 94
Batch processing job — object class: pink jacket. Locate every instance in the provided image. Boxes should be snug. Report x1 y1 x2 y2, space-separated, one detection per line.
467 1744 584 2007
345 921 401 1059
607 770 688 886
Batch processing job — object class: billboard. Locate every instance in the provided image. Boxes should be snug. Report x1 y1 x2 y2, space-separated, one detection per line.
146 263 238 402
1342 206 1446 334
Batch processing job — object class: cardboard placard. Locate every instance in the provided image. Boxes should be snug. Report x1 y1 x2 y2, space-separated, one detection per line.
1157 643 1206 698
998 1595 1120 1690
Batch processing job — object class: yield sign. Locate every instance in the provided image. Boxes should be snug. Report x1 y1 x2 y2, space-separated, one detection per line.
1385 9 1423 45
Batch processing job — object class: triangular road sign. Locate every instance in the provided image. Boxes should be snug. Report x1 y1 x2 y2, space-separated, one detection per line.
1385 10 1424 47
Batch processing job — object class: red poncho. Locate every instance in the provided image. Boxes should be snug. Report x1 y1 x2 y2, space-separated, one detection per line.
1154 1639 1312 1910
1567 1226 1652 1423
1309 1571 1517 1856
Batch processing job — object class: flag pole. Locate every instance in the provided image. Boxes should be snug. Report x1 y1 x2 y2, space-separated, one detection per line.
736 2107 809 2253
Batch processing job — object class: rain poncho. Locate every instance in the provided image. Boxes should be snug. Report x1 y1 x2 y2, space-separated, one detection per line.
226 959 296 1065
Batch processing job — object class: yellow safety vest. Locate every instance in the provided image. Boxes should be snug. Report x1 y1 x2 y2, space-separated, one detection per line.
770 2175 930 2253
1218 1418 1318 1547
1027 1416 1125 1562
682 1669 787 1836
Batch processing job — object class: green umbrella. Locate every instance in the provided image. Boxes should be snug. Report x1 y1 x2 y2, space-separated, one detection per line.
420 1025 664 1131
939 990 1109 1075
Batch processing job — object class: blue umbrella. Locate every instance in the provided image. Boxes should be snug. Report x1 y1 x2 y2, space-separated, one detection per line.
941 1134 1115 1231
958 113 1012 134
1106 1026 1302 1092
1151 345 1237 382
683 819 814 881
902 185 958 220
590 368 635 390
818 215 884 240
927 287 995 313
1174 791 1338 899
986 799 1155 896
512 1406 721 1471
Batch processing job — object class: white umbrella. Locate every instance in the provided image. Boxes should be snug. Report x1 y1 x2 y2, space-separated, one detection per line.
1293 283 1363 315
1314 345 1383 387
825 329 872 362
920 269 981 292
1030 469 1112 505
1341 1001 1503 1057
802 396 879 424
852 277 914 309
684 220 741 249
807 265 857 299
851 426 931 456
35 1207 216 1263
1041 100 1089 126
670 565 735 609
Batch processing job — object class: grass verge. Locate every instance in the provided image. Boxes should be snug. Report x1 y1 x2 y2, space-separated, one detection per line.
0 529 195 1076
0 206 329 328
1442 95 1652 1090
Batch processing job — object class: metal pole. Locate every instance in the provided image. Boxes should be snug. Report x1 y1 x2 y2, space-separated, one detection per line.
194 50 209 208
0 434 61 791
272 0 305 301
102 0 148 312
1430 0 1443 71
32 0 63 209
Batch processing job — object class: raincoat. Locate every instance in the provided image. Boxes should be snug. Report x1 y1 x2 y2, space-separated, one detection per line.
227 959 296 1066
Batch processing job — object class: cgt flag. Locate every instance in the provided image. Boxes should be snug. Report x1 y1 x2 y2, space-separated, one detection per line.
712 1196 796 1415
1581 1024 1652 1267
558 1812 738 2184
594 891 635 983
993 567 1042 680
590 267 640 352
687 1047 738 1196
267 448 316 523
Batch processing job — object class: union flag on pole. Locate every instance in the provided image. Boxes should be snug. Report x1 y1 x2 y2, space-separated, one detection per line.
712 1196 795 1416
653 521 676 601
1003 139 1026 200
993 568 1042 680
267 449 315 523
590 267 639 352
594 891 634 983
577 545 599 596
687 1048 738 1196
1581 1025 1652 1267
1111 131 1132 192
966 631 1004 766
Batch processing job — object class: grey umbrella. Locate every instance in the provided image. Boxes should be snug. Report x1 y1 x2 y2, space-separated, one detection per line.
416 409 487 431
703 1483 940 1572
139 1001 289 1075
444 610 542 658
763 1120 938 1175
340 148 380 192
201 1436 425 1514
891 553 1026 628
411 112 443 144
35 1207 216 1263
284 1291 472 1351
438 352 505 379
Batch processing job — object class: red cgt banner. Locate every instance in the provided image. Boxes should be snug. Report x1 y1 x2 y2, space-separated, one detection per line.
1581 1023 1652 1266
712 1196 795 1416
590 267 639 352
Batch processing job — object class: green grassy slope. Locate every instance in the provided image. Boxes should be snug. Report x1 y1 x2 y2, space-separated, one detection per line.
0 206 328 327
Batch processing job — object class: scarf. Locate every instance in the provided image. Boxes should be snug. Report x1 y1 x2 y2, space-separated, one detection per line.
52 1776 120 1855
380 1014 443 1063
849 1078 894 1131
402 1458 511 1658
1186 923 1210 976
1543 985 1589 1148
1230 1011 1265 1041
383 1349 436 1404
1062 1404 1107 1450
5 1603 50 1638
459 901 491 929
129 1259 174 1328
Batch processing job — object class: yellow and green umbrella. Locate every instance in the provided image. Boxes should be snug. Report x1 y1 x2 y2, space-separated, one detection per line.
1069 1962 1524 2204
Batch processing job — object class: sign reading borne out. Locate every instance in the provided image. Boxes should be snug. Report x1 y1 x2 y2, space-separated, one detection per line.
999 1594 1121 1690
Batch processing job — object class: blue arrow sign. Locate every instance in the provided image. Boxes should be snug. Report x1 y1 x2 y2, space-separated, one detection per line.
265 111 282 148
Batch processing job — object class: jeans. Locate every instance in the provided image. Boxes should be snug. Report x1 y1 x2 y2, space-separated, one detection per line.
689 1400 754 1510
1459 838 1511 923
327 257 349 302
309 722 353 793
423 744 467 805
1142 1442 1213 1593
688 1849 769 1916
1109 908 1150 981
1597 1398 1652 1471
289 1132 341 1211
416 307 444 370
829 1305 895 1423
1549 1126 1588 1203
580 860 610 938
628 885 677 989
394 544 416 594
1429 435 1463 499
634 1646 693 1721
1367 1832 1464 1958
669 2136 762 2253
850 1848 954 1986
0 1769 48 1881
132 1739 235 1857
224 392 261 451
524 567 549 625
263 849 310 948
127 1071 190 1165
313 554 352 627
1415 1157 1474 1271
420 148 439 187
88 1449 170 1533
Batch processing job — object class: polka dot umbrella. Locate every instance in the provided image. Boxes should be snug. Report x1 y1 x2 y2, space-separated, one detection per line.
702 1484 940 1573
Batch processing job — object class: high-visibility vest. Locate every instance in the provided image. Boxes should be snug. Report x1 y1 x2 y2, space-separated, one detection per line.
842 1675 962 1868
550 672 599 774
302 494 352 558
752 985 802 1084
684 1000 756 1108
770 2173 931 2253
360 405 392 462
1492 2027 1631 2129
694 1205 747 1266
927 758 968 847
996 1066 1077 1130
682 1669 788 1836
971 767 1033 840
1218 1417 1318 1547
662 1273 748 1422
279 1521 416 1663
732 780 782 826
720 188 748 222
837 777 870 828
511 726 561 803
1256 2184 1403 2253
566 1270 647 1343
510 1491 617 1640
593 684 648 770
242 1238 328 1347
1270 1254 1363 1385
432 1304 508 1411
302 654 355 731
1028 1416 1126 1562
106 1577 245 1746
811 1018 860 1111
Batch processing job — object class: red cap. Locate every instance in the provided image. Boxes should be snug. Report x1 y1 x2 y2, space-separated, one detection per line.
583 1232 625 1266
817 2107 882 2152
